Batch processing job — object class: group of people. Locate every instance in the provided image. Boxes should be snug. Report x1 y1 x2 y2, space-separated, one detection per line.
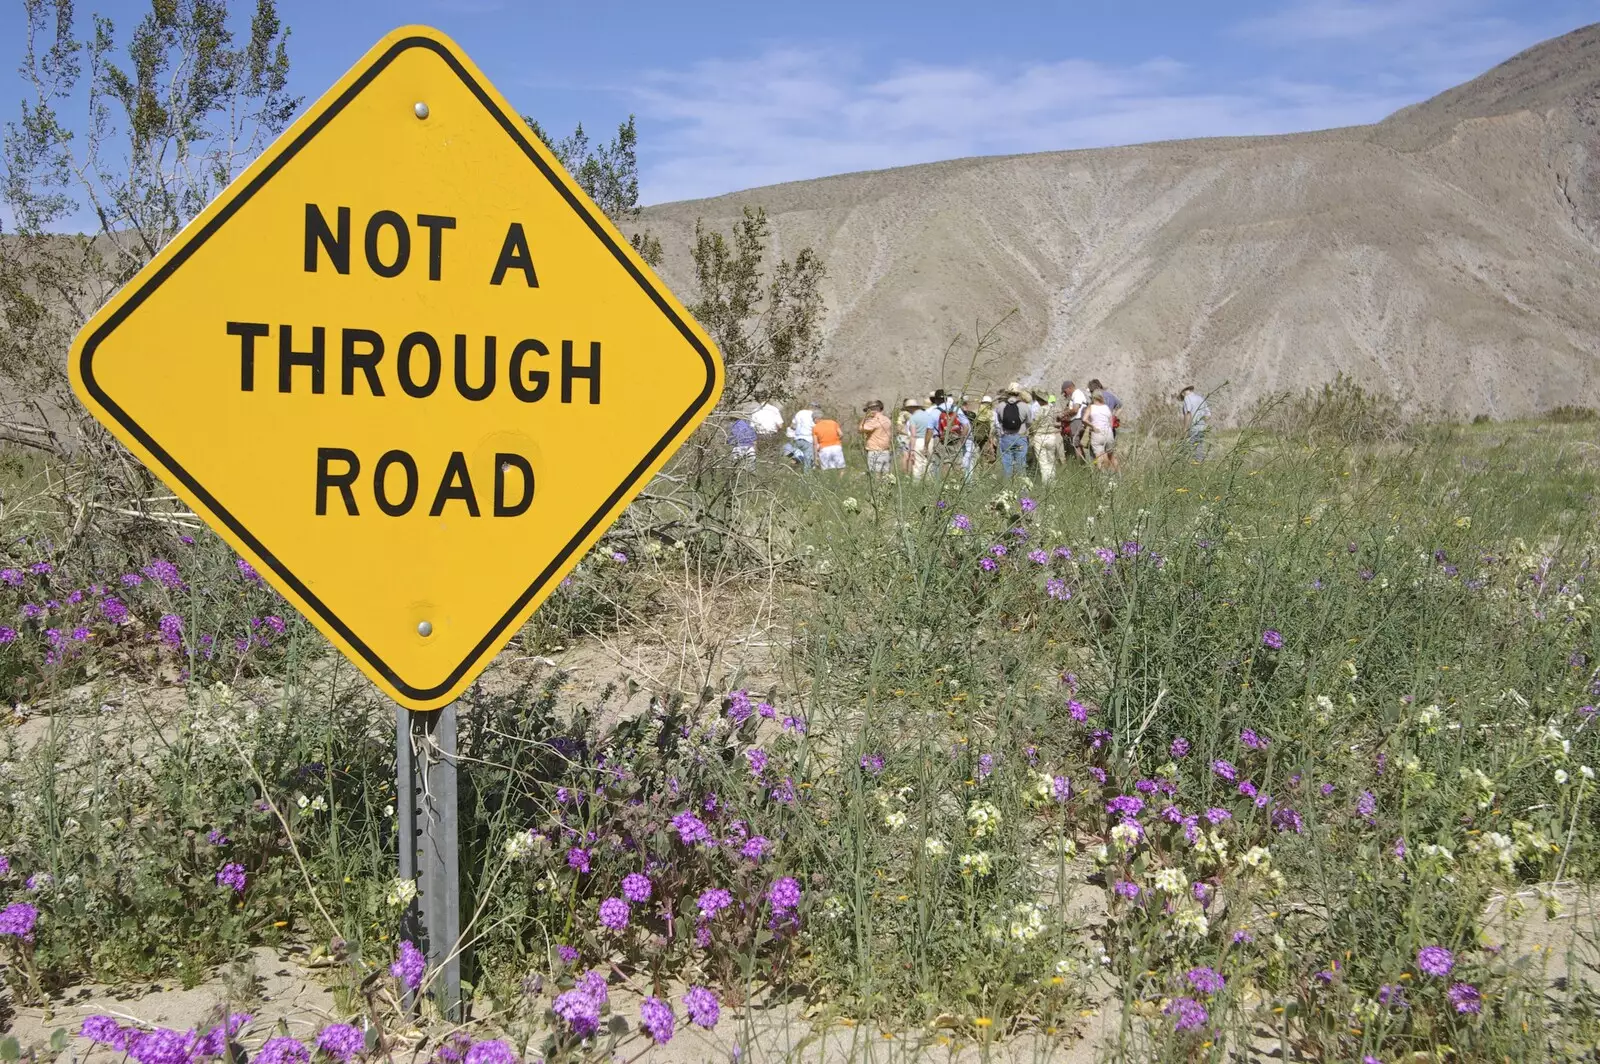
731 380 1210 480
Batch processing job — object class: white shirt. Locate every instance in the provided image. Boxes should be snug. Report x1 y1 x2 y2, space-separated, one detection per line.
787 409 815 440
750 403 784 435
1067 389 1089 419
1086 402 1113 435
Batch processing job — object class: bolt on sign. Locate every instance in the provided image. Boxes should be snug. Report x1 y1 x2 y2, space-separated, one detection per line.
70 26 724 710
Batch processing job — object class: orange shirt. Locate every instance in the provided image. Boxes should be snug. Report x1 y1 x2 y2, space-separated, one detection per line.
859 411 892 451
813 419 842 447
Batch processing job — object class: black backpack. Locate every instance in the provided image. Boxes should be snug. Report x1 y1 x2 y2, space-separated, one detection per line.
999 401 1023 433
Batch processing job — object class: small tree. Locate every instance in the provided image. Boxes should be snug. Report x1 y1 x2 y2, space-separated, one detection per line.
527 115 662 267
0 0 298 539
689 206 825 410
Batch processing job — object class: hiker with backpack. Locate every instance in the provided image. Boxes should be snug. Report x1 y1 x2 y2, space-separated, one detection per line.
907 396 941 480
992 384 1033 479
928 392 971 479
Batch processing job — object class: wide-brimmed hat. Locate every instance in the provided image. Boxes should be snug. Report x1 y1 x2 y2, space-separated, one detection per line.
904 398 923 409
981 395 993 404
1005 381 1023 396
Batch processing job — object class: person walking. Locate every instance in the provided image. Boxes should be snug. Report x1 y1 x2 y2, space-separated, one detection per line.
1061 379 1088 463
1085 389 1118 472
908 394 942 480
788 404 816 472
960 396 980 476
973 395 994 464
992 383 1032 478
930 392 970 479
1087 379 1123 439
897 398 921 474
728 414 757 469
859 400 893 477
1029 388 1061 483
1179 385 1211 461
813 410 846 471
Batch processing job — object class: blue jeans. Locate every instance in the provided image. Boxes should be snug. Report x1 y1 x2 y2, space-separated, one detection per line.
999 434 1028 478
792 438 814 470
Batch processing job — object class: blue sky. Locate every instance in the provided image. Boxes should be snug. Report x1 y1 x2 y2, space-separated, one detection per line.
5 0 1598 205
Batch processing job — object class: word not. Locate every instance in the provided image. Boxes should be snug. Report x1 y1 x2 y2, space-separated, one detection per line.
225 323 600 404
303 204 538 287
316 449 534 518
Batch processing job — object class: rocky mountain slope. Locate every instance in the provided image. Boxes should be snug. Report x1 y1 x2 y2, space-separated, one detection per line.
643 24 1600 423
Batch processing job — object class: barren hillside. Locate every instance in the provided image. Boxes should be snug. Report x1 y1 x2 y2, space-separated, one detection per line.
644 24 1600 423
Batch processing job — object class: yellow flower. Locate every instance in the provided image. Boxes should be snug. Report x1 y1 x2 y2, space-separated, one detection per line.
973 1017 993 1029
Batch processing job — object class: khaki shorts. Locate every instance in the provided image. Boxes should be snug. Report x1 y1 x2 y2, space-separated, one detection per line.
1089 430 1114 458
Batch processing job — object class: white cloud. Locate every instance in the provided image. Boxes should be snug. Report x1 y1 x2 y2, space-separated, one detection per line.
1234 0 1478 42
629 2 1582 203
632 49 1414 203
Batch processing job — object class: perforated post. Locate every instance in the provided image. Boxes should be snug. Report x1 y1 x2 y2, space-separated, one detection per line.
416 703 462 1019
397 703 461 1019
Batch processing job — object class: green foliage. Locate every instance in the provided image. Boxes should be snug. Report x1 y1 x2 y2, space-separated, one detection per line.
690 206 826 409
526 116 662 266
1247 372 1420 445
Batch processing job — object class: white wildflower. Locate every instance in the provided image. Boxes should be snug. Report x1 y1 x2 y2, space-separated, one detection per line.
959 851 994 877
1110 822 1141 850
966 800 1002 838
924 837 948 857
885 811 908 830
1240 845 1272 870
1153 867 1189 894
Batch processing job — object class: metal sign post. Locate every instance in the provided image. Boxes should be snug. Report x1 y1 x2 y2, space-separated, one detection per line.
396 704 461 1019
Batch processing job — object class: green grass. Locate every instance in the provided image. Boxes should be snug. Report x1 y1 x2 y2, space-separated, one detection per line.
2 421 1598 1061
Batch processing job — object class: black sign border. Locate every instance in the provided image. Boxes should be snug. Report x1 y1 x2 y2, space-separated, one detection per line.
77 34 719 703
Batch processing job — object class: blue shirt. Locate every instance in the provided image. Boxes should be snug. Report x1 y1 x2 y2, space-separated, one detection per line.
729 419 756 447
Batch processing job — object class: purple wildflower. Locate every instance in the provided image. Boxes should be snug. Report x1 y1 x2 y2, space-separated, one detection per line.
390 940 426 990
1046 578 1071 600
128 1029 194 1064
979 557 998 573
567 847 591 874
1170 737 1190 758
158 613 183 648
463 1042 515 1064
556 944 579 964
314 1024 364 1064
216 863 247 893
860 753 885 775
1068 699 1087 722
1020 497 1037 513
1261 629 1283 649
683 986 720 1028
256 1038 310 1064
727 690 754 725
1238 780 1258 799
1271 807 1304 834
1165 996 1209 1031
1112 880 1141 899
622 873 652 903
767 876 802 912
1106 795 1144 817
989 543 1008 558
1320 782 1335 796
554 989 601 1037
1205 807 1231 824
237 559 261 582
746 748 769 776
1447 982 1481 1014
1028 549 1049 565
1417 946 1454 977
640 997 675 1044
1052 776 1071 802
672 811 711 845
781 713 807 734
0 569 20 586
1356 790 1376 820
1088 766 1107 785
577 968 609 1006
741 836 771 861
698 888 733 920
598 897 630 931
1240 728 1268 749
1211 759 1236 781
951 513 971 531
142 559 185 590
1186 967 1226 995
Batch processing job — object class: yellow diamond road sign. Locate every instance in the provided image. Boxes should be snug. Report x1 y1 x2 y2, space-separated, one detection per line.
69 27 723 710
